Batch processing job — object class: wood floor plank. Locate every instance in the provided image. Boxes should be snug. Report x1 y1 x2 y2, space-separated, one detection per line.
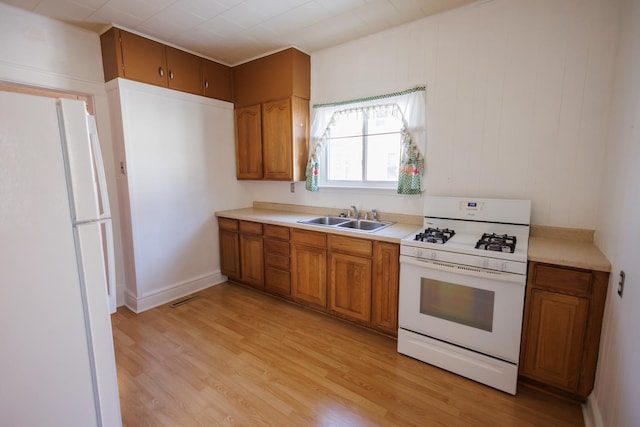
112 283 584 426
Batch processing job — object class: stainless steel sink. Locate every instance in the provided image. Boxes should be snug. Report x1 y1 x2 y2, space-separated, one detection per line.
299 216 350 226
336 219 392 231
298 216 393 232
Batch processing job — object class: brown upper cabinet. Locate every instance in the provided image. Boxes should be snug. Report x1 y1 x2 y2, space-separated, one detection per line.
261 97 308 181
100 27 233 101
233 48 310 181
202 59 233 102
233 48 310 107
165 46 202 95
234 104 263 179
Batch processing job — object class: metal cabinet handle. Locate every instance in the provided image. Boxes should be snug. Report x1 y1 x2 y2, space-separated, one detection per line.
169 70 174 80
204 79 209 89
158 66 164 77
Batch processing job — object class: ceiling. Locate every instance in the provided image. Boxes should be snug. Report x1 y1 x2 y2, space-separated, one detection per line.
3 0 477 65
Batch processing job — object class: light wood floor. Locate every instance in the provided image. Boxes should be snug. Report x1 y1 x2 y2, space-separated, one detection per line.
112 283 584 426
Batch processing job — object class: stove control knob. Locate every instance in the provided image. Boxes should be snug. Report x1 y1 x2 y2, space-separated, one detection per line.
480 259 489 269
416 249 423 258
430 251 438 260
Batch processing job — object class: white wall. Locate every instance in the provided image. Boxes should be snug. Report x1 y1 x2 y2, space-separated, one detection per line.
108 79 251 311
247 0 620 228
590 0 640 425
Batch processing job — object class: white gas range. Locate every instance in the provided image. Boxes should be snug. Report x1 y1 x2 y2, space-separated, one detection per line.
398 196 531 395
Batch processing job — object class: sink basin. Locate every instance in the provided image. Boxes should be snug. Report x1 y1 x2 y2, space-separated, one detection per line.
336 219 392 231
299 216 350 226
298 216 394 233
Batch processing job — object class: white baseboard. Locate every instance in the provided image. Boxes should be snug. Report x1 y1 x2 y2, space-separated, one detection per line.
583 393 603 427
123 271 226 313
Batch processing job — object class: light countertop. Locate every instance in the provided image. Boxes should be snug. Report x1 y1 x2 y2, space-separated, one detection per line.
217 205 612 272
216 207 420 244
528 236 611 272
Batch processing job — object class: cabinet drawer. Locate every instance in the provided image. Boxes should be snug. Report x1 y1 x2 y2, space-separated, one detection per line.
266 253 290 270
533 264 592 297
291 228 326 248
239 220 263 235
265 239 289 269
265 239 289 256
265 268 291 296
264 224 289 241
218 217 238 232
328 235 372 257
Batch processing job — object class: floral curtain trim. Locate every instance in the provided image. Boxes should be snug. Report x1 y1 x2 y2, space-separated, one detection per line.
305 154 320 191
397 125 424 194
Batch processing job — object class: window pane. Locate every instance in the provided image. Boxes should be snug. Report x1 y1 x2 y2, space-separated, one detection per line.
369 114 403 134
331 112 363 138
327 137 362 181
366 133 400 181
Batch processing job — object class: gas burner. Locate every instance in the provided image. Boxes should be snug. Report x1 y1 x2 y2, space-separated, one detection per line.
475 233 517 253
415 228 456 244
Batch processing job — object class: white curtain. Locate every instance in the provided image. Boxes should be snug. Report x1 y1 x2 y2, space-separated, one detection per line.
306 86 426 193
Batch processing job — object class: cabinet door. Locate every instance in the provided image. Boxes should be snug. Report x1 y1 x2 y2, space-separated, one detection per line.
521 289 589 392
291 96 309 181
240 234 264 289
262 98 293 180
265 268 290 296
166 47 202 95
119 30 167 87
291 244 326 307
235 105 263 179
328 252 372 322
202 59 233 102
219 229 240 280
371 242 399 333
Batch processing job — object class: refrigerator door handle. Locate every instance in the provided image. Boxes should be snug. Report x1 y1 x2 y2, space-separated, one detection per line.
103 219 117 314
87 115 111 220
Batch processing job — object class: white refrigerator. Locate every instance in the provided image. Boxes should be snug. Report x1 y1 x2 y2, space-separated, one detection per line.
0 92 122 426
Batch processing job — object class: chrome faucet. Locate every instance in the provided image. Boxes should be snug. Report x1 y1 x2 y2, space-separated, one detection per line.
350 205 359 219
371 209 378 221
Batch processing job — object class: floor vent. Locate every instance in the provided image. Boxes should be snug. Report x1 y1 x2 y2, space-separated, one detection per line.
169 295 201 308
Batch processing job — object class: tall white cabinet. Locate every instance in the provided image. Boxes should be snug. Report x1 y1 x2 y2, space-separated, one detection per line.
105 78 249 312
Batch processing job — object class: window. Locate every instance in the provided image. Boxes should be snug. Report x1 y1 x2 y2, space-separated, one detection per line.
306 86 426 194
321 105 403 188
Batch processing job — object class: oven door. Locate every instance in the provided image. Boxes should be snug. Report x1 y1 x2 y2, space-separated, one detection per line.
399 255 526 363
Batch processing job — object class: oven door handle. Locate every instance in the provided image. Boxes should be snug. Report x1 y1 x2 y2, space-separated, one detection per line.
400 255 526 285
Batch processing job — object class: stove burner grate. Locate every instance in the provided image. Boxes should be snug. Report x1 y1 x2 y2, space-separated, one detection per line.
415 228 456 244
475 233 517 253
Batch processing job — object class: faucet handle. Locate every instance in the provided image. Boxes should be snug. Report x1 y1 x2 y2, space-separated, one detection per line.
371 209 378 221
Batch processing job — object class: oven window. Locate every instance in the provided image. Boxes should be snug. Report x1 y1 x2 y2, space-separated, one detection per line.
420 278 495 332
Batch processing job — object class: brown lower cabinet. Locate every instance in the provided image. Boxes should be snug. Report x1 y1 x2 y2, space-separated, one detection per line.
519 261 609 400
218 218 240 281
217 218 400 336
239 221 264 289
291 229 327 307
328 235 373 322
371 242 400 333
